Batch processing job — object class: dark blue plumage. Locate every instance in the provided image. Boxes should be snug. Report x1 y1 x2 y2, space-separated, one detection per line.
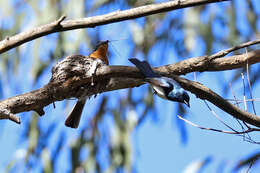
129 58 190 107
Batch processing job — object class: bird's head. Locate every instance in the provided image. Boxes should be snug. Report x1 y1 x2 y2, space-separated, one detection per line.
89 40 109 65
168 89 190 108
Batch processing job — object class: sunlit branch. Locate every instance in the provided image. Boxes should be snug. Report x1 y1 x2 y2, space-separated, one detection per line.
0 0 229 54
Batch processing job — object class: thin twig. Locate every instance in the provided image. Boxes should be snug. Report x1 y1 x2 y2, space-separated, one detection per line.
228 83 240 107
208 39 260 60
52 102 56 109
178 115 260 145
228 82 249 138
241 72 252 129
241 73 248 112
177 115 260 134
246 160 254 173
56 15 66 25
227 98 260 102
203 100 238 132
245 48 257 115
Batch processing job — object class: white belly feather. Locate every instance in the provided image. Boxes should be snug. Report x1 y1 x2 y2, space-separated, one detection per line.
152 85 167 99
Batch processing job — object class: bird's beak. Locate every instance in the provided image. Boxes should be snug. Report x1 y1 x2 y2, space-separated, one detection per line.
184 100 190 108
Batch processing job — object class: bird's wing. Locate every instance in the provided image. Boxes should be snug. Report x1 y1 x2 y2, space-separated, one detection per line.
161 77 181 88
146 77 174 93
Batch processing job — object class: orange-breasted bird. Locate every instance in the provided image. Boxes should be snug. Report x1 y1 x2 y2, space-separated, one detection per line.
65 40 109 128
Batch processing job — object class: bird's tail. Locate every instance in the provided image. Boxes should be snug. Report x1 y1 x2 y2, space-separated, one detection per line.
129 58 159 78
65 98 86 128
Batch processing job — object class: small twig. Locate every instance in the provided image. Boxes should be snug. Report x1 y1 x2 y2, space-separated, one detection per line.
193 72 197 82
204 100 238 132
241 72 252 129
241 73 248 112
228 83 240 107
52 102 56 109
245 48 257 115
228 83 248 137
177 115 260 134
228 88 251 147
56 15 66 25
227 98 260 102
208 39 260 60
245 160 254 173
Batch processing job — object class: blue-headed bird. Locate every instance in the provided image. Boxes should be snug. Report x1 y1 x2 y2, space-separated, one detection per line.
129 58 190 107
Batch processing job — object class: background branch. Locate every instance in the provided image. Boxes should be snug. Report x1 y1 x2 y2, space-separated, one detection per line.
0 0 229 54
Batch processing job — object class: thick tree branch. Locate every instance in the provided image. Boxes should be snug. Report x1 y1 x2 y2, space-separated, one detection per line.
0 50 260 127
0 0 229 54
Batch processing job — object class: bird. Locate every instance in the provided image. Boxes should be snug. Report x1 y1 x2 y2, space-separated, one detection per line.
65 40 109 128
129 58 190 107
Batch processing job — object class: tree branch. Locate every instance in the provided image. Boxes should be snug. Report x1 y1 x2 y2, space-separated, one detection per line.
171 75 260 128
0 0 229 54
208 39 260 60
0 50 260 127
177 115 260 134
158 50 260 75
